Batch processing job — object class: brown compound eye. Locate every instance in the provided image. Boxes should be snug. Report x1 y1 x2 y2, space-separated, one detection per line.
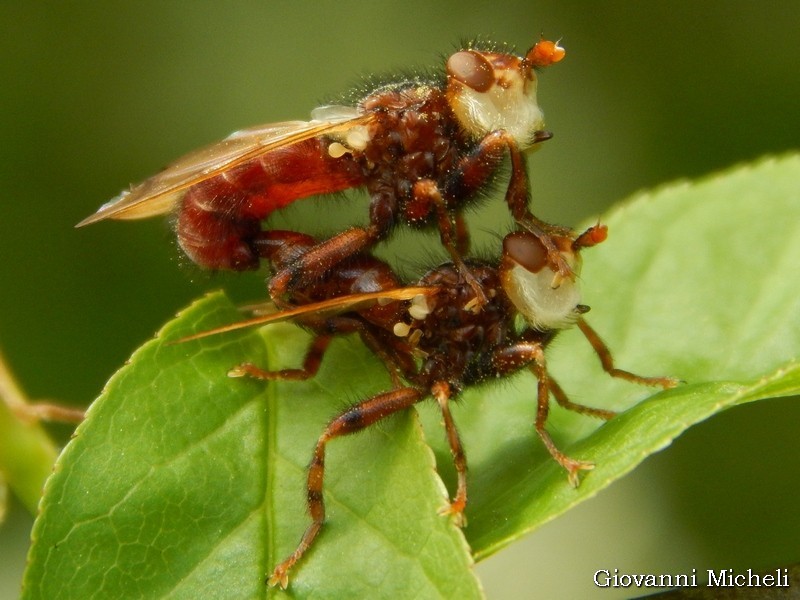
446 50 494 92
503 231 548 273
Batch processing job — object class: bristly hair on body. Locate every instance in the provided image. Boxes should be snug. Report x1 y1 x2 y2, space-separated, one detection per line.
322 37 523 109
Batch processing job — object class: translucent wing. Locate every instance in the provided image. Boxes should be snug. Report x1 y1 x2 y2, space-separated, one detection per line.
77 109 374 226
173 287 436 344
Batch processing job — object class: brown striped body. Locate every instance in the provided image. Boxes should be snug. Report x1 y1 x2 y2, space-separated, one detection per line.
224 228 677 588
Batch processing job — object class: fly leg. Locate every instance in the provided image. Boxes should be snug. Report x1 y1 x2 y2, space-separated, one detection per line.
431 381 468 526
357 327 417 389
547 377 616 421
228 335 332 381
504 142 575 281
453 211 470 256
413 179 488 311
266 226 382 303
444 129 574 279
490 341 594 487
229 315 410 387
268 386 424 589
265 188 397 303
577 319 680 389
527 346 596 487
250 229 317 270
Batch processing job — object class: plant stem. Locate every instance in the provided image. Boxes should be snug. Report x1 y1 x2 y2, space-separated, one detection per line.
0 350 60 514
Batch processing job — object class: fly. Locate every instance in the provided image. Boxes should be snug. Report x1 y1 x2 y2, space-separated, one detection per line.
179 225 678 588
78 38 568 308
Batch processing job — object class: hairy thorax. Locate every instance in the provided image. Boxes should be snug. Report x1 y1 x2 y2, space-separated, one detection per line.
411 261 513 386
357 86 472 225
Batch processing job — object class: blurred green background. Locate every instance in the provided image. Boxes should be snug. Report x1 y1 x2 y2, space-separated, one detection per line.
1 2 798 598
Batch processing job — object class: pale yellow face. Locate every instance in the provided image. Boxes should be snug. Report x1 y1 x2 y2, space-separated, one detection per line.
505 257 583 331
446 48 546 149
500 231 585 332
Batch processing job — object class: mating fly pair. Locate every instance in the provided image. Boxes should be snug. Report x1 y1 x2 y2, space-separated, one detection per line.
78 37 676 587
181 225 677 588
77 38 569 307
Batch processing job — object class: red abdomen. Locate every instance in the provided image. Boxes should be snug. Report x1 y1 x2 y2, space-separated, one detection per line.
177 137 364 270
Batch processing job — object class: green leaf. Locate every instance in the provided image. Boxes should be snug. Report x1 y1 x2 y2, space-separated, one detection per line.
0 386 59 515
23 298 479 599
426 154 800 558
0 474 6 523
23 154 800 598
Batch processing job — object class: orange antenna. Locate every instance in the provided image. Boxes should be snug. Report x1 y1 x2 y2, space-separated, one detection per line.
527 38 566 67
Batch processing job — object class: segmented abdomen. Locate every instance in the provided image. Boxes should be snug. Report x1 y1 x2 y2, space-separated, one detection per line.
176 137 364 270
